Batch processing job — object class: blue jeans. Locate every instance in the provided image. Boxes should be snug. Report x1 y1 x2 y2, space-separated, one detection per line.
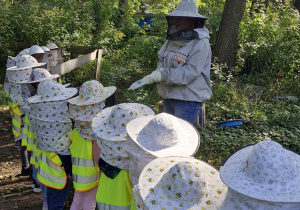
33 167 48 203
163 99 202 124
47 154 72 210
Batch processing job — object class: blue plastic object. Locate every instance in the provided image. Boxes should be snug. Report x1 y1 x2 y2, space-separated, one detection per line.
137 17 154 28
218 119 243 128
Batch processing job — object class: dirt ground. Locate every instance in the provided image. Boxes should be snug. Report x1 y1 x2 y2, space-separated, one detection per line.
0 105 44 210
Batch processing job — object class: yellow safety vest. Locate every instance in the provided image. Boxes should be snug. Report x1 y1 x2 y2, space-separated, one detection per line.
30 140 40 168
21 115 37 151
70 129 99 192
32 147 42 169
37 150 67 190
96 169 135 209
7 96 22 138
21 116 29 147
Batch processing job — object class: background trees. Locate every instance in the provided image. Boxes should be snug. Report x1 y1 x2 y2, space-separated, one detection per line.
213 0 247 70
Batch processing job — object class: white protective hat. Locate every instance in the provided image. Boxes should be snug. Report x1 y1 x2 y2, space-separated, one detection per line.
167 0 206 19
46 42 59 50
27 79 78 103
219 188 300 210
67 80 116 106
220 140 300 202
7 54 46 71
22 68 59 83
41 46 50 52
29 45 45 55
126 113 200 157
6 55 46 83
92 103 156 142
134 156 228 210
10 48 29 61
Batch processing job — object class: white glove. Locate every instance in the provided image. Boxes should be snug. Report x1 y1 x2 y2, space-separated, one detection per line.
128 68 165 90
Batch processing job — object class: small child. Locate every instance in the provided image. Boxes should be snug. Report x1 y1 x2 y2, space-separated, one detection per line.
67 80 117 210
27 79 78 209
23 67 60 209
92 103 155 209
6 54 46 177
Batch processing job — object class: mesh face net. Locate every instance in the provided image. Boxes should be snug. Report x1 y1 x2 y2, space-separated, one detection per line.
166 16 206 41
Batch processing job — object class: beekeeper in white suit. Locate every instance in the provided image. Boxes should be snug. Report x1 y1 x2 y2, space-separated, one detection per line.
129 0 212 124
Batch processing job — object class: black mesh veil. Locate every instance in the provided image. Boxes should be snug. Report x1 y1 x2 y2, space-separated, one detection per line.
166 16 207 41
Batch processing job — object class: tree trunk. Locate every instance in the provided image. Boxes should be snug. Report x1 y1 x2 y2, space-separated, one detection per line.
119 0 128 15
294 0 300 11
213 0 247 71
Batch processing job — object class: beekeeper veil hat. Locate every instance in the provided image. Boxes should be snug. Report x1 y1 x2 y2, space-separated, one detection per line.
166 0 207 41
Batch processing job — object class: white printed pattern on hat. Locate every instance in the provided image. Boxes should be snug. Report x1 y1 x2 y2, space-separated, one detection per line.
27 80 77 103
98 139 129 170
28 100 71 122
138 157 227 210
68 80 116 106
69 102 105 122
34 119 72 153
127 113 200 158
92 103 155 142
220 140 300 202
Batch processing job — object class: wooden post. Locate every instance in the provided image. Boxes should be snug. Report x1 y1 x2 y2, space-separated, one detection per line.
95 49 103 81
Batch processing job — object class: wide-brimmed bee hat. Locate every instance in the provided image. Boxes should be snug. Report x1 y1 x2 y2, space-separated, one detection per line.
68 80 116 106
27 79 78 103
6 55 46 83
134 156 227 210
220 140 300 202
126 113 200 158
92 103 155 141
22 68 59 83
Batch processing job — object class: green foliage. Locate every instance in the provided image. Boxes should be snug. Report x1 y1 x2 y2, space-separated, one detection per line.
198 81 300 168
237 1 300 78
0 90 8 106
197 0 225 46
0 0 95 80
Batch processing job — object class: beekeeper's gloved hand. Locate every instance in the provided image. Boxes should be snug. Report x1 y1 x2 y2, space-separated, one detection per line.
128 67 165 90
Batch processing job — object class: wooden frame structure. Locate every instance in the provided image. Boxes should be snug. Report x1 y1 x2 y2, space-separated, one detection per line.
11 43 105 80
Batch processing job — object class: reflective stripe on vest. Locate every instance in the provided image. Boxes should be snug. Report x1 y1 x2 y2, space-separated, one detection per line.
70 129 99 192
24 116 36 151
8 97 22 138
30 149 36 166
21 117 29 146
7 95 13 116
32 147 42 169
30 142 39 167
96 170 133 209
37 151 67 190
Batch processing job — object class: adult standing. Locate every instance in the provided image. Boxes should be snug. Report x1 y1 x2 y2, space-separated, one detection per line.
129 0 212 124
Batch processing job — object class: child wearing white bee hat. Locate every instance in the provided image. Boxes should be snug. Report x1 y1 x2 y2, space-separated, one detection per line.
67 80 116 210
219 140 300 210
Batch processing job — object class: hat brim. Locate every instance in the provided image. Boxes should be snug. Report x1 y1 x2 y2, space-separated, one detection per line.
27 88 78 103
67 86 117 106
92 103 155 141
7 62 47 71
127 116 200 158
63 83 71 88
138 156 227 209
21 74 60 84
167 11 207 19
220 145 300 202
